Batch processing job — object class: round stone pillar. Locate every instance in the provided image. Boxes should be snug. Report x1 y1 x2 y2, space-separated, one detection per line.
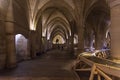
42 37 48 52
95 33 106 50
84 32 93 51
110 1 120 59
6 33 16 68
68 36 74 53
77 27 84 53
71 37 74 53
65 39 69 50
29 31 37 58
5 0 16 68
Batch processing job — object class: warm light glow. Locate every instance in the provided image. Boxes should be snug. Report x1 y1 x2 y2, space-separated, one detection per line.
47 33 50 40
106 29 109 38
52 35 65 44
74 35 78 44
30 18 36 30
42 29 46 37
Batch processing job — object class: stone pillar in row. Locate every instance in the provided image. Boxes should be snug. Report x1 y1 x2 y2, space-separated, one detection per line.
26 38 31 59
69 36 74 53
77 26 84 53
42 37 48 52
69 21 75 53
67 36 71 49
110 0 120 59
65 38 69 50
94 32 106 50
84 31 93 51
5 0 16 68
36 23 43 54
29 31 37 58
47 40 52 50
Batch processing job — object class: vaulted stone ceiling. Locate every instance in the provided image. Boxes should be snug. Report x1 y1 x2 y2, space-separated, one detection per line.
7 0 110 41
27 0 79 41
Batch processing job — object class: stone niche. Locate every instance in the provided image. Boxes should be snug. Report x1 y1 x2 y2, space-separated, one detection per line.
15 34 28 62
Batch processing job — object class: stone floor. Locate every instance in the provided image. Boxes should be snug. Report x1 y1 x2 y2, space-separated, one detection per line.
0 49 78 80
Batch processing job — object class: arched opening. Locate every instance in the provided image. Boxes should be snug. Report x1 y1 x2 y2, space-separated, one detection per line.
52 34 65 44
15 34 29 62
52 34 65 50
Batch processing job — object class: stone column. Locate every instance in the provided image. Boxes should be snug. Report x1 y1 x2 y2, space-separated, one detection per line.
84 32 93 51
69 36 74 53
26 39 31 59
66 36 74 53
36 23 42 54
47 40 52 50
95 32 106 50
77 26 84 53
65 38 69 50
90 33 95 51
110 0 120 59
42 37 48 52
0 20 6 69
29 31 37 58
66 36 70 49
5 0 16 68
69 21 75 53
